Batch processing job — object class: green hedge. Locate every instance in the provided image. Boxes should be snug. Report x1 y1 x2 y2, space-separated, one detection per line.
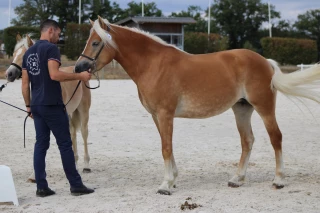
64 23 91 60
184 32 228 54
3 26 40 56
261 37 317 65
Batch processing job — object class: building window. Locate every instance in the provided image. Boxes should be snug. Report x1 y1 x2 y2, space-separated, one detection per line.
158 35 171 44
157 34 183 49
172 35 182 49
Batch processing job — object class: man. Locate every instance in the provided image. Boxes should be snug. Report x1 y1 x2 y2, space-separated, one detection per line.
21 19 94 197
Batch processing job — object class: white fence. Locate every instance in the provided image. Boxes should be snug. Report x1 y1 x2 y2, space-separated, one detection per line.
297 64 315 71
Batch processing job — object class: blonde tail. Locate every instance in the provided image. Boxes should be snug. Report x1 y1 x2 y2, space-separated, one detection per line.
269 59 320 103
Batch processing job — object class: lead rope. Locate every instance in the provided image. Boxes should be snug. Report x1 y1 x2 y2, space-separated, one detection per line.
0 82 8 92
1 78 81 149
64 80 82 107
1 60 101 148
84 71 100 89
0 98 30 148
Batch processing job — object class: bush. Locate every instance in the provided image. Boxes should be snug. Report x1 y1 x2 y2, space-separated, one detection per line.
261 37 317 65
3 26 40 56
184 32 228 54
64 23 91 60
243 41 257 52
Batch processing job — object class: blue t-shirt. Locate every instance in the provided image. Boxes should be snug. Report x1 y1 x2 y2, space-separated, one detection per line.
22 40 63 106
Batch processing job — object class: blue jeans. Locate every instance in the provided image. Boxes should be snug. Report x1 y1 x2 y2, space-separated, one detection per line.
31 105 83 189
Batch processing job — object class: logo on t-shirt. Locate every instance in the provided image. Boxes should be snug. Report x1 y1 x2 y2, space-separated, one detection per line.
27 53 40 75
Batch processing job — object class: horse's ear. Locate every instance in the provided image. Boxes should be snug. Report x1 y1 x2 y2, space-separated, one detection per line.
97 16 107 30
89 19 94 26
16 33 22 42
26 35 33 47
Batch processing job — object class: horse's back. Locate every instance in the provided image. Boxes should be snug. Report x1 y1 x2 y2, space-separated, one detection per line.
165 49 275 118
183 49 275 91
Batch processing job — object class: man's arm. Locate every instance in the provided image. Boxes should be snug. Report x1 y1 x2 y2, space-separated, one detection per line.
48 60 91 82
21 69 32 116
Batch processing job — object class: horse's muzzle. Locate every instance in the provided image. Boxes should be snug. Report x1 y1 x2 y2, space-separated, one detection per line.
6 67 20 82
74 61 93 73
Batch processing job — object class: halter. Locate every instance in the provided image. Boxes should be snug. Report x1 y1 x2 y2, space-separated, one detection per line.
80 43 104 72
79 43 104 89
11 62 23 78
79 24 111 80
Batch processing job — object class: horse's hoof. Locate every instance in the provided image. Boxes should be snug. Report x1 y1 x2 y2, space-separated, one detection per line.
228 182 240 188
272 183 284 189
83 168 91 173
27 179 36 183
157 189 171 195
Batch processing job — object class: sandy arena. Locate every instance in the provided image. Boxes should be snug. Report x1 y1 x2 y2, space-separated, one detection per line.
1 79 320 213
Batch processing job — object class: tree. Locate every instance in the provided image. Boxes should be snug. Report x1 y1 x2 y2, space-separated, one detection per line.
294 9 320 60
12 0 91 31
259 19 306 40
12 0 54 26
122 1 162 17
211 0 280 49
52 0 89 32
170 6 218 33
84 0 125 23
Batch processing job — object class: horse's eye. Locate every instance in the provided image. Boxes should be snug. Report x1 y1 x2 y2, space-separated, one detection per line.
92 41 100 46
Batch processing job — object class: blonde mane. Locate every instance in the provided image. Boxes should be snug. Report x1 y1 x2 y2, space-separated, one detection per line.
14 35 34 51
92 18 181 51
92 19 118 50
14 38 28 51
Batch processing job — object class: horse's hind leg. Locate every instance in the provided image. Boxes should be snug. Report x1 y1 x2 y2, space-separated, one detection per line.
254 105 284 188
228 100 255 187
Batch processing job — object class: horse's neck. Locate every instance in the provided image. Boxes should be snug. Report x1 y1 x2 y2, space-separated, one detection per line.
112 26 166 83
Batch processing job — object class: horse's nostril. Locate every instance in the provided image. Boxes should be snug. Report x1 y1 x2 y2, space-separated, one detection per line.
8 72 12 77
75 66 80 73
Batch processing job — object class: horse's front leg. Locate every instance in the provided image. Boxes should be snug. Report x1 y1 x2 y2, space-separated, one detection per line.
27 171 36 183
80 112 91 173
152 112 177 195
69 115 79 169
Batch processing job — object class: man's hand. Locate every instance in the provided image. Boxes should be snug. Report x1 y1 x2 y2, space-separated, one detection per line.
79 70 92 82
26 106 33 119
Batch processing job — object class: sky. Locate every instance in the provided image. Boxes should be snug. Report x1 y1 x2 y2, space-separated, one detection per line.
0 0 319 30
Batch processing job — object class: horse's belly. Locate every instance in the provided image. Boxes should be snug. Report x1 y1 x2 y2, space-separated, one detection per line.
174 95 238 118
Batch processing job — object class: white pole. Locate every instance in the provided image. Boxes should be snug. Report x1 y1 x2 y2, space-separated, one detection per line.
142 0 144 17
78 0 81 24
268 1 272 37
8 0 11 27
208 0 211 37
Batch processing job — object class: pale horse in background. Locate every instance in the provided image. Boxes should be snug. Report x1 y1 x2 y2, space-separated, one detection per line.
5 34 92 182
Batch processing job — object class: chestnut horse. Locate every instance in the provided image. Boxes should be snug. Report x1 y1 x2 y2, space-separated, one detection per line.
6 35 92 182
75 16 320 195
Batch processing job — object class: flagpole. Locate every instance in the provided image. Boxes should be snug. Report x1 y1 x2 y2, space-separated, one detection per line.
208 0 211 38
142 0 144 17
268 1 272 37
78 0 81 24
8 0 11 27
